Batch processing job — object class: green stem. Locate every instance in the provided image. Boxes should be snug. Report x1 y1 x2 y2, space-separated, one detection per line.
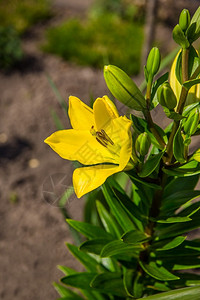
143 109 166 149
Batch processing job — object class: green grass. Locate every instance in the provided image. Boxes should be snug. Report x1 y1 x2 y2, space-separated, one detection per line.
0 0 52 34
43 13 144 75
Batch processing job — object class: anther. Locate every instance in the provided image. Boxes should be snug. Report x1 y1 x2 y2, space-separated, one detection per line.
90 126 114 147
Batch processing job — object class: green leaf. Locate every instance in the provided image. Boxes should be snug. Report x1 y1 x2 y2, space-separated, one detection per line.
128 171 161 190
177 202 200 218
161 256 200 271
163 160 200 177
163 175 199 198
102 182 136 232
139 261 179 281
173 125 186 163
160 190 200 216
67 244 100 272
183 102 200 117
123 269 135 297
155 210 200 239
100 240 142 258
61 272 96 289
163 108 185 121
96 200 122 238
137 285 200 300
122 230 150 244
173 24 190 48
91 272 127 297
152 236 186 251
157 217 191 223
139 151 165 177
112 187 145 229
133 272 144 298
79 239 112 255
57 265 77 276
66 219 113 240
53 282 83 299
183 78 200 90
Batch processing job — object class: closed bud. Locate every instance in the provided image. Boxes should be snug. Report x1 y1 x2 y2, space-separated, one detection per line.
183 108 200 136
146 47 161 77
179 9 191 32
104 65 146 111
135 132 151 156
157 82 177 109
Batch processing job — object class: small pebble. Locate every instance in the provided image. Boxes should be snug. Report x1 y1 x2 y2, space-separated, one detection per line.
29 158 40 168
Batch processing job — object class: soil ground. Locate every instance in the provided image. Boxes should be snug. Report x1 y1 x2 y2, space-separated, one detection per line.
0 1 199 299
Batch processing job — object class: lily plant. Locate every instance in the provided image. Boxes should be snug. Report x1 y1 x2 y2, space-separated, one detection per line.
45 7 200 300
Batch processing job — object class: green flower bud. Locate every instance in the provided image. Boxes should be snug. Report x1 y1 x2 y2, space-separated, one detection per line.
157 82 177 109
146 47 161 78
179 9 191 32
135 132 151 156
104 65 146 111
183 108 200 136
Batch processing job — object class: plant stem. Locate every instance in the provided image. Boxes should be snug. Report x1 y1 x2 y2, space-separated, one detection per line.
144 109 166 149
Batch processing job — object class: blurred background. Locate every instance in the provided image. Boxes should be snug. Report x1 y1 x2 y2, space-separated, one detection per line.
0 0 200 299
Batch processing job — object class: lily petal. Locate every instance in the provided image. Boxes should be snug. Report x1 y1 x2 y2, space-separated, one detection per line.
93 96 119 130
73 116 133 198
44 129 117 165
69 96 94 130
73 164 119 198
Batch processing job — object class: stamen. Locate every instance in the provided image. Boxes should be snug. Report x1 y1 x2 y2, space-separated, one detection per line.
96 137 107 147
101 129 114 145
90 126 114 148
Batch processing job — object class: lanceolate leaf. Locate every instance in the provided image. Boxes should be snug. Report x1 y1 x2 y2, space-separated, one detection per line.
53 282 83 299
139 260 179 281
139 151 165 177
157 216 191 223
66 219 113 240
152 236 186 251
137 285 200 300
173 125 186 163
91 272 127 297
102 183 136 232
163 175 199 198
67 244 101 272
61 272 96 289
100 240 142 258
163 160 200 177
122 230 150 244
79 239 112 255
96 200 122 238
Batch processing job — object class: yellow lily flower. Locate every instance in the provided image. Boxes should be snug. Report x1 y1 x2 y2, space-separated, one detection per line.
170 51 200 107
44 95 134 198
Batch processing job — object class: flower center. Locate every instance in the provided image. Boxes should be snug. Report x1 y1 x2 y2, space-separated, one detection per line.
90 126 114 148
